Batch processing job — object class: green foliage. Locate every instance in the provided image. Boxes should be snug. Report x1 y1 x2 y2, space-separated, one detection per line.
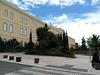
28 31 34 53
48 32 58 48
62 31 69 53
0 37 20 52
87 34 100 53
81 37 87 50
65 31 69 47
6 38 19 51
27 26 75 57
45 23 48 27
36 27 50 46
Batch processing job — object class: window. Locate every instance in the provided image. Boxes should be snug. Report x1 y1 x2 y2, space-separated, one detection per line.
24 41 27 47
20 41 23 47
32 31 34 37
21 17 23 23
3 22 7 31
35 23 37 28
20 28 23 35
32 22 34 27
3 38 7 42
35 33 37 37
4 9 8 17
25 19 27 24
25 29 27 36
9 24 13 33
10 12 14 19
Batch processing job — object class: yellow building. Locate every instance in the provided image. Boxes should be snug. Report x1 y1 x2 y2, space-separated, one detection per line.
0 0 75 48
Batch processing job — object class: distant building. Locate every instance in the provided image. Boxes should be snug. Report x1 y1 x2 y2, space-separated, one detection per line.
0 0 75 48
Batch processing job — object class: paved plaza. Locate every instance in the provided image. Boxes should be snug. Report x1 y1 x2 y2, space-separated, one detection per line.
0 53 100 75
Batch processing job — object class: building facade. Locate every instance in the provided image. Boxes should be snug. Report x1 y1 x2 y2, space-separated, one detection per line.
0 0 75 48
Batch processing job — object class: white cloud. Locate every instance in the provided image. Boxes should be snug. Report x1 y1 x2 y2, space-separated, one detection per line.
7 0 19 5
91 0 100 5
42 11 100 45
6 0 86 10
27 12 36 16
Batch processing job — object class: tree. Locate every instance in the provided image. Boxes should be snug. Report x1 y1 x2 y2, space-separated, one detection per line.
36 26 50 46
48 32 58 48
65 31 69 47
81 37 87 50
87 34 100 53
0 37 5 50
45 23 48 27
57 34 63 46
28 31 34 52
63 31 66 49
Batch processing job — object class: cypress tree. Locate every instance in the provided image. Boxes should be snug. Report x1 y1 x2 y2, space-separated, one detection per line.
65 31 69 47
28 31 33 53
45 23 48 27
63 31 66 49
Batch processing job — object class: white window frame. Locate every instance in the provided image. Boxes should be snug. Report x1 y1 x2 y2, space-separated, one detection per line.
35 32 37 37
21 17 23 23
10 12 14 19
24 41 27 47
3 22 7 31
20 41 23 47
25 29 27 36
32 31 34 37
4 9 8 17
35 23 37 28
32 22 34 27
25 19 27 24
20 28 23 35
9 24 13 33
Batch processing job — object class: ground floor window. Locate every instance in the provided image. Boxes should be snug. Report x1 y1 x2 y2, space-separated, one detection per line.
20 41 23 47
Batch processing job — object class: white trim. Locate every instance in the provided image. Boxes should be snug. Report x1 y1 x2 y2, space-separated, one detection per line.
0 33 37 42
0 17 29 28
0 33 29 40
0 17 35 31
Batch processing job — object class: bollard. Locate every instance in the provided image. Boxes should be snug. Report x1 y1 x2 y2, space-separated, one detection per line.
34 58 39 63
16 57 21 62
3 55 8 59
9 56 14 60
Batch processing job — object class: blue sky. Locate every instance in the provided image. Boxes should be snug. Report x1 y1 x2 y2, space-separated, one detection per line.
6 0 100 45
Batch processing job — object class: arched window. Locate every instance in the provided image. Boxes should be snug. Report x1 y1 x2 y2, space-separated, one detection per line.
24 41 27 47
20 41 23 47
9 24 13 33
3 22 7 31
32 31 34 37
25 29 27 36
35 32 37 37
20 28 23 35
3 38 7 42
10 12 14 19
4 9 8 17
21 17 23 23
35 23 37 28
25 19 27 24
32 22 34 27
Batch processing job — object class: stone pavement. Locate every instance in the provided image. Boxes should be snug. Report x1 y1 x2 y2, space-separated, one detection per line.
0 53 99 75
5 66 94 75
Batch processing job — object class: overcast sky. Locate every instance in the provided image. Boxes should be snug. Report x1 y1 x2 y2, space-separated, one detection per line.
6 0 100 45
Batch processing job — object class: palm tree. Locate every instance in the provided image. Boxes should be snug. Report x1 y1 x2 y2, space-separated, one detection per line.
87 34 100 53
